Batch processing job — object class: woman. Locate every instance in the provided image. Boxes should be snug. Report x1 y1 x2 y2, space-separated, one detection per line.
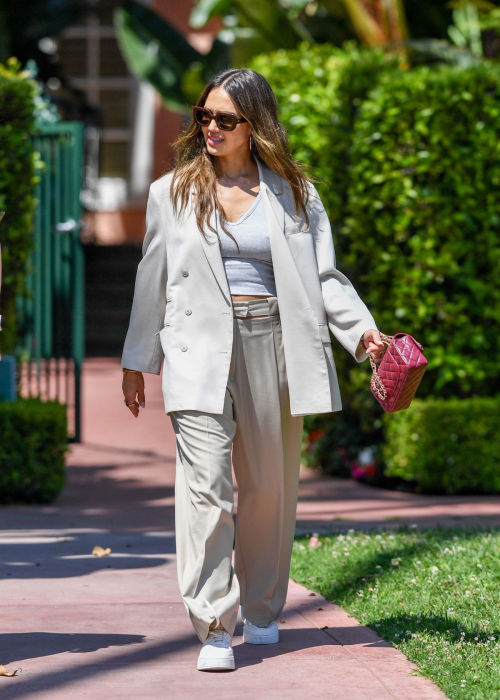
121 68 384 672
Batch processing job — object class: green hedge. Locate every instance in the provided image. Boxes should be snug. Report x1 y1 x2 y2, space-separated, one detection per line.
251 43 398 472
0 58 40 355
383 398 500 494
343 61 500 399
0 397 70 503
252 44 500 402
250 42 398 231
252 43 500 476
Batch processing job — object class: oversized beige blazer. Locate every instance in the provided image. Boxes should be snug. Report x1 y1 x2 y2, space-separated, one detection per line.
121 156 377 417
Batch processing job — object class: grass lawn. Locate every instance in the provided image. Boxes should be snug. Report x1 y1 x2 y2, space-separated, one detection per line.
290 525 500 700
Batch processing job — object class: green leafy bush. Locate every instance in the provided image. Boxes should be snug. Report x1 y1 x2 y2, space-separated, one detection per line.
253 44 500 477
0 397 69 503
250 41 398 229
0 58 41 354
383 397 500 494
252 42 398 474
253 44 500 402
343 61 500 399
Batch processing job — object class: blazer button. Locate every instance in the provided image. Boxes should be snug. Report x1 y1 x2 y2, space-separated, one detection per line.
185 308 192 315
181 345 188 352
181 269 189 277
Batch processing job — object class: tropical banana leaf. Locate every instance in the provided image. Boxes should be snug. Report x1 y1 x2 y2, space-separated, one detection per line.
402 37 482 66
114 0 230 113
190 0 234 28
190 0 304 65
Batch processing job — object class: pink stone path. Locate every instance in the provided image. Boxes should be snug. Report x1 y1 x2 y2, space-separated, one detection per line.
4 357 499 698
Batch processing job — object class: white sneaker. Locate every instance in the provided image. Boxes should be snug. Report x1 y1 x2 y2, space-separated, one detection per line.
197 597 235 671
242 616 279 644
197 628 235 671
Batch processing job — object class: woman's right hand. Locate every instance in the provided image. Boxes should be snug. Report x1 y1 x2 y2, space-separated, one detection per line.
122 370 145 418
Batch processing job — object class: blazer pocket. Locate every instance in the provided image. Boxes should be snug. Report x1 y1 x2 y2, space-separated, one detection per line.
155 299 173 334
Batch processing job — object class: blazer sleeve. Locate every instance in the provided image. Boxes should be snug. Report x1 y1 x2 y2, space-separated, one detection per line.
308 184 377 362
121 183 167 374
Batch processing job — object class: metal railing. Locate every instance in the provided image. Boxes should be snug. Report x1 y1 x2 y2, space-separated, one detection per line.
15 122 85 442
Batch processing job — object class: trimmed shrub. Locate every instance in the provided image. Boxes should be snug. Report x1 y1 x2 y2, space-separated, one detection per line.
0 58 40 355
252 42 398 474
253 43 500 478
343 61 500 400
0 397 70 503
253 44 500 403
383 397 500 494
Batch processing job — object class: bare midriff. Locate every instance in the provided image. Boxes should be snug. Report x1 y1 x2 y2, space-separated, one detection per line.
231 293 272 318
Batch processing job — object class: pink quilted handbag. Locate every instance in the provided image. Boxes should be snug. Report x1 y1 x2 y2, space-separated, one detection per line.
369 332 428 413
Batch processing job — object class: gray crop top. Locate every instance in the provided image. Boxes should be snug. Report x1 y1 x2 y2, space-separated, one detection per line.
216 160 276 296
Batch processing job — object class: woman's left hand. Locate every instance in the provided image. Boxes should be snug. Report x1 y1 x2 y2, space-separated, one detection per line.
362 329 385 364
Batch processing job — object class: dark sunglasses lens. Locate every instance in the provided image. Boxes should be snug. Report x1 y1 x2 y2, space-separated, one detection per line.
217 113 236 130
194 107 210 125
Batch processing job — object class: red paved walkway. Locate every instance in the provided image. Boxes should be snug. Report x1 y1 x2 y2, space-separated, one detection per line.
5 357 496 697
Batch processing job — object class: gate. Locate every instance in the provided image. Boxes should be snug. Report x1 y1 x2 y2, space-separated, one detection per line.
15 122 85 442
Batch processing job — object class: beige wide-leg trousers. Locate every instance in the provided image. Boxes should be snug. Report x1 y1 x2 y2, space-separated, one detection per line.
169 295 304 643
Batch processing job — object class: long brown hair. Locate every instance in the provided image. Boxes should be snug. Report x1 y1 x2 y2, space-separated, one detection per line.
169 68 320 247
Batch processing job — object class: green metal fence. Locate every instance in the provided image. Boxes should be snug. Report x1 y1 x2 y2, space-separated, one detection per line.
15 122 85 442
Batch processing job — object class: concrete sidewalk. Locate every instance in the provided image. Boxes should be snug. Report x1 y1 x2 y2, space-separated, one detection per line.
5 357 492 698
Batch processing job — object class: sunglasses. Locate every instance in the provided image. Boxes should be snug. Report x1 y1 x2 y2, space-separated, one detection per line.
193 105 248 131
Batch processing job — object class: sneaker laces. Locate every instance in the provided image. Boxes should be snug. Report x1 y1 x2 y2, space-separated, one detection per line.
206 629 230 647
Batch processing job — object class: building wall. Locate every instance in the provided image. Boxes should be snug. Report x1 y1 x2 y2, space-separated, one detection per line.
54 0 220 244
151 0 219 184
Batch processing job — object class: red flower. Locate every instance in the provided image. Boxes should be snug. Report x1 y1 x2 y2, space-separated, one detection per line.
307 429 325 444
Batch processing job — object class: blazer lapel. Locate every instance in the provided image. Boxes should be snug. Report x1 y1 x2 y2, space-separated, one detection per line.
260 162 312 311
197 203 232 305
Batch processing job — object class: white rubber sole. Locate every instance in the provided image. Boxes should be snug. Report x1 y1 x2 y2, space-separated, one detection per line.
197 654 235 671
243 624 279 645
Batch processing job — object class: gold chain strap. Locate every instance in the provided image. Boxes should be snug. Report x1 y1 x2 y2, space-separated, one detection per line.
369 333 393 401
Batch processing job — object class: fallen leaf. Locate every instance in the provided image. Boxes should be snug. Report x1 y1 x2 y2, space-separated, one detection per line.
92 546 111 557
317 607 324 611
279 619 286 623
308 592 316 597
0 665 21 676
